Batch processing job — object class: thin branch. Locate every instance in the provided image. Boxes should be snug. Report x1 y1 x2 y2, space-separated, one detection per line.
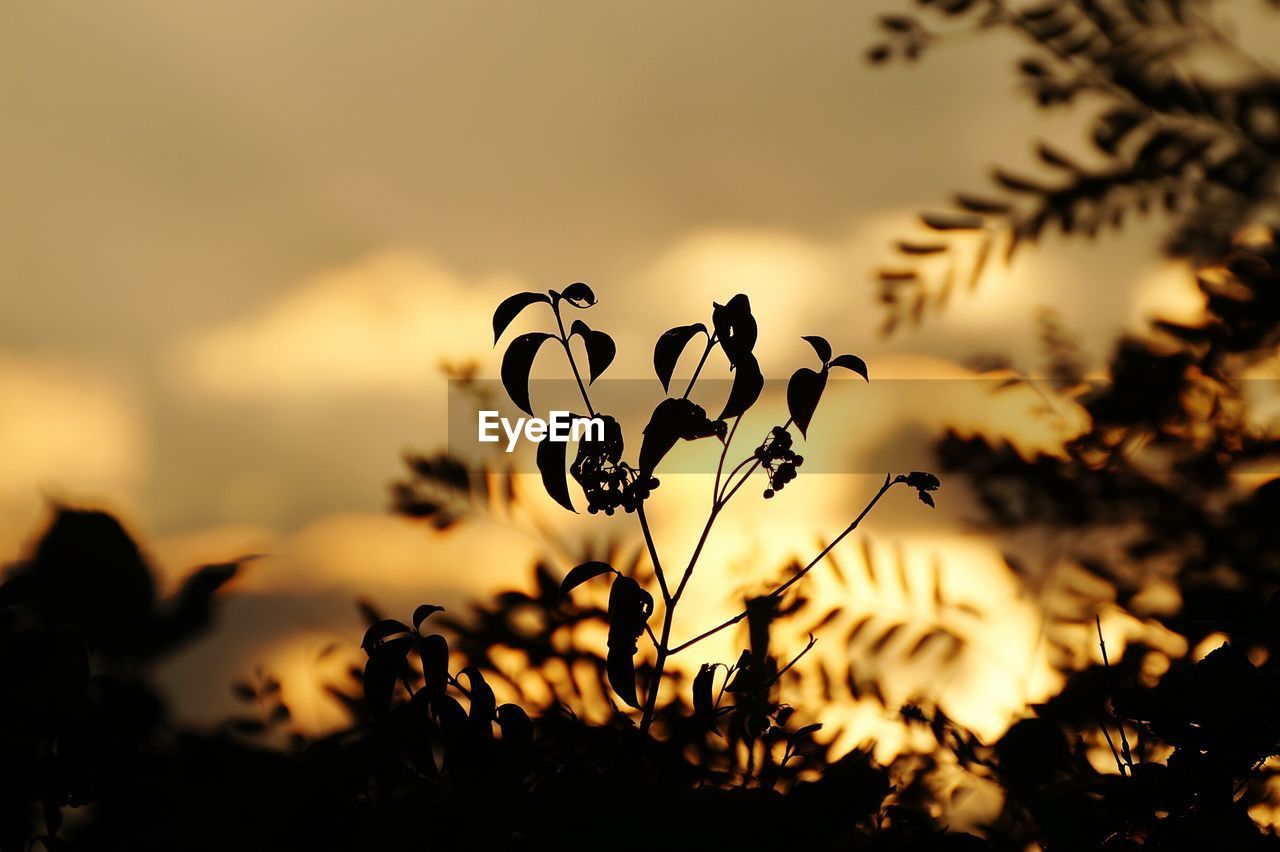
681 334 718 400
771 634 818 684
551 299 596 417
637 502 671 603
670 474 898 656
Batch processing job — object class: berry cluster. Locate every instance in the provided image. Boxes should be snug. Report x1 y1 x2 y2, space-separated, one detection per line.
572 454 658 515
754 426 804 499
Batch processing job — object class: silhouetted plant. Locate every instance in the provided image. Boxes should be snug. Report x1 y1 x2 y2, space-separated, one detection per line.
869 0 1280 332
487 282 940 740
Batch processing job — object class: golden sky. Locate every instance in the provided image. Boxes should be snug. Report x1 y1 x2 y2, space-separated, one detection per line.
2 0 1274 735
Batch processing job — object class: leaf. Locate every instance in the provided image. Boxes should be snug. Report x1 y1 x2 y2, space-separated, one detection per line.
536 425 575 511
653 323 708 392
607 647 640 709
560 281 597 307
1037 142 1081 172
560 560 616 596
693 663 715 718
992 169 1045 194
569 319 616 383
362 619 412 651
719 352 764 420
501 332 554 415
787 367 827 438
496 703 533 748
711 294 758 367
412 604 445 632
793 723 823 739
462 666 496 730
605 576 654 708
954 194 1012 215
829 354 869 381
639 397 722 477
921 211 984 231
802 335 832 363
419 633 450 692
363 652 399 714
492 292 550 343
896 240 948 255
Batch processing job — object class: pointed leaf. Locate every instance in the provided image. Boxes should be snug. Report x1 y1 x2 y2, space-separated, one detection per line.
693 663 715 718
711 294 758 367
829 354 869 381
536 432 575 512
639 397 722 477
462 666 496 730
787 367 827 438
560 281 597 307
719 352 763 420
653 323 708 392
921 211 984 231
492 292 550 343
362 619 412 651
607 647 640 708
419 633 450 692
570 319 616 383
560 560 616 596
412 604 444 632
802 335 832 363
501 332 554 415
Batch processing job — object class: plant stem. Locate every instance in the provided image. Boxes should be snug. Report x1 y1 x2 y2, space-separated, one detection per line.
637 502 671 604
681 334 717 400
669 474 898 656
718 418 795 506
551 300 595 417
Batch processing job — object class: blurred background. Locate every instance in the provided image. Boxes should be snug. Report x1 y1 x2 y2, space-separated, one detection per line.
1 0 1276 751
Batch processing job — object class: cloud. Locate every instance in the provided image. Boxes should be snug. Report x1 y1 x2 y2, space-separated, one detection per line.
170 251 528 398
0 352 147 558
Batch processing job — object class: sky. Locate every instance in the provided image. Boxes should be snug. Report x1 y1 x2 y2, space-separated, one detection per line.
2 0 1274 736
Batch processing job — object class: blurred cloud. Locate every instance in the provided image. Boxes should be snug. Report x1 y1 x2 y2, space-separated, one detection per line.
170 251 525 398
0 351 147 558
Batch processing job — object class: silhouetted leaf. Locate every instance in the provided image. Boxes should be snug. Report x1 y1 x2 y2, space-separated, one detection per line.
606 647 640 709
605 576 654 708
921 211 984 231
501 332 554 415
719 352 764 420
496 703 533 748
536 430 575 512
787 367 827 438
419 633 450 692
802 335 832 363
639 397 723 476
896 240 948 255
362 619 412 651
693 663 715 719
492 292 550 343
412 604 444 632
653 323 708 392
462 666 496 729
711 294 758 367
830 354 869 381
560 281 597 307
955 194 1012 215
569 319 615 383
560 560 616 596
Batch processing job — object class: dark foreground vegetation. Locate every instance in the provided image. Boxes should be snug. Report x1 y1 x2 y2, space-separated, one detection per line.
5 1 1280 849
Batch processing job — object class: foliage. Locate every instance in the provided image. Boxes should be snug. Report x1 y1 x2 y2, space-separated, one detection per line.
868 0 1280 332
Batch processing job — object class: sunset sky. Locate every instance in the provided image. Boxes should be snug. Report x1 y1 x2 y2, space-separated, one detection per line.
3 0 1274 736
